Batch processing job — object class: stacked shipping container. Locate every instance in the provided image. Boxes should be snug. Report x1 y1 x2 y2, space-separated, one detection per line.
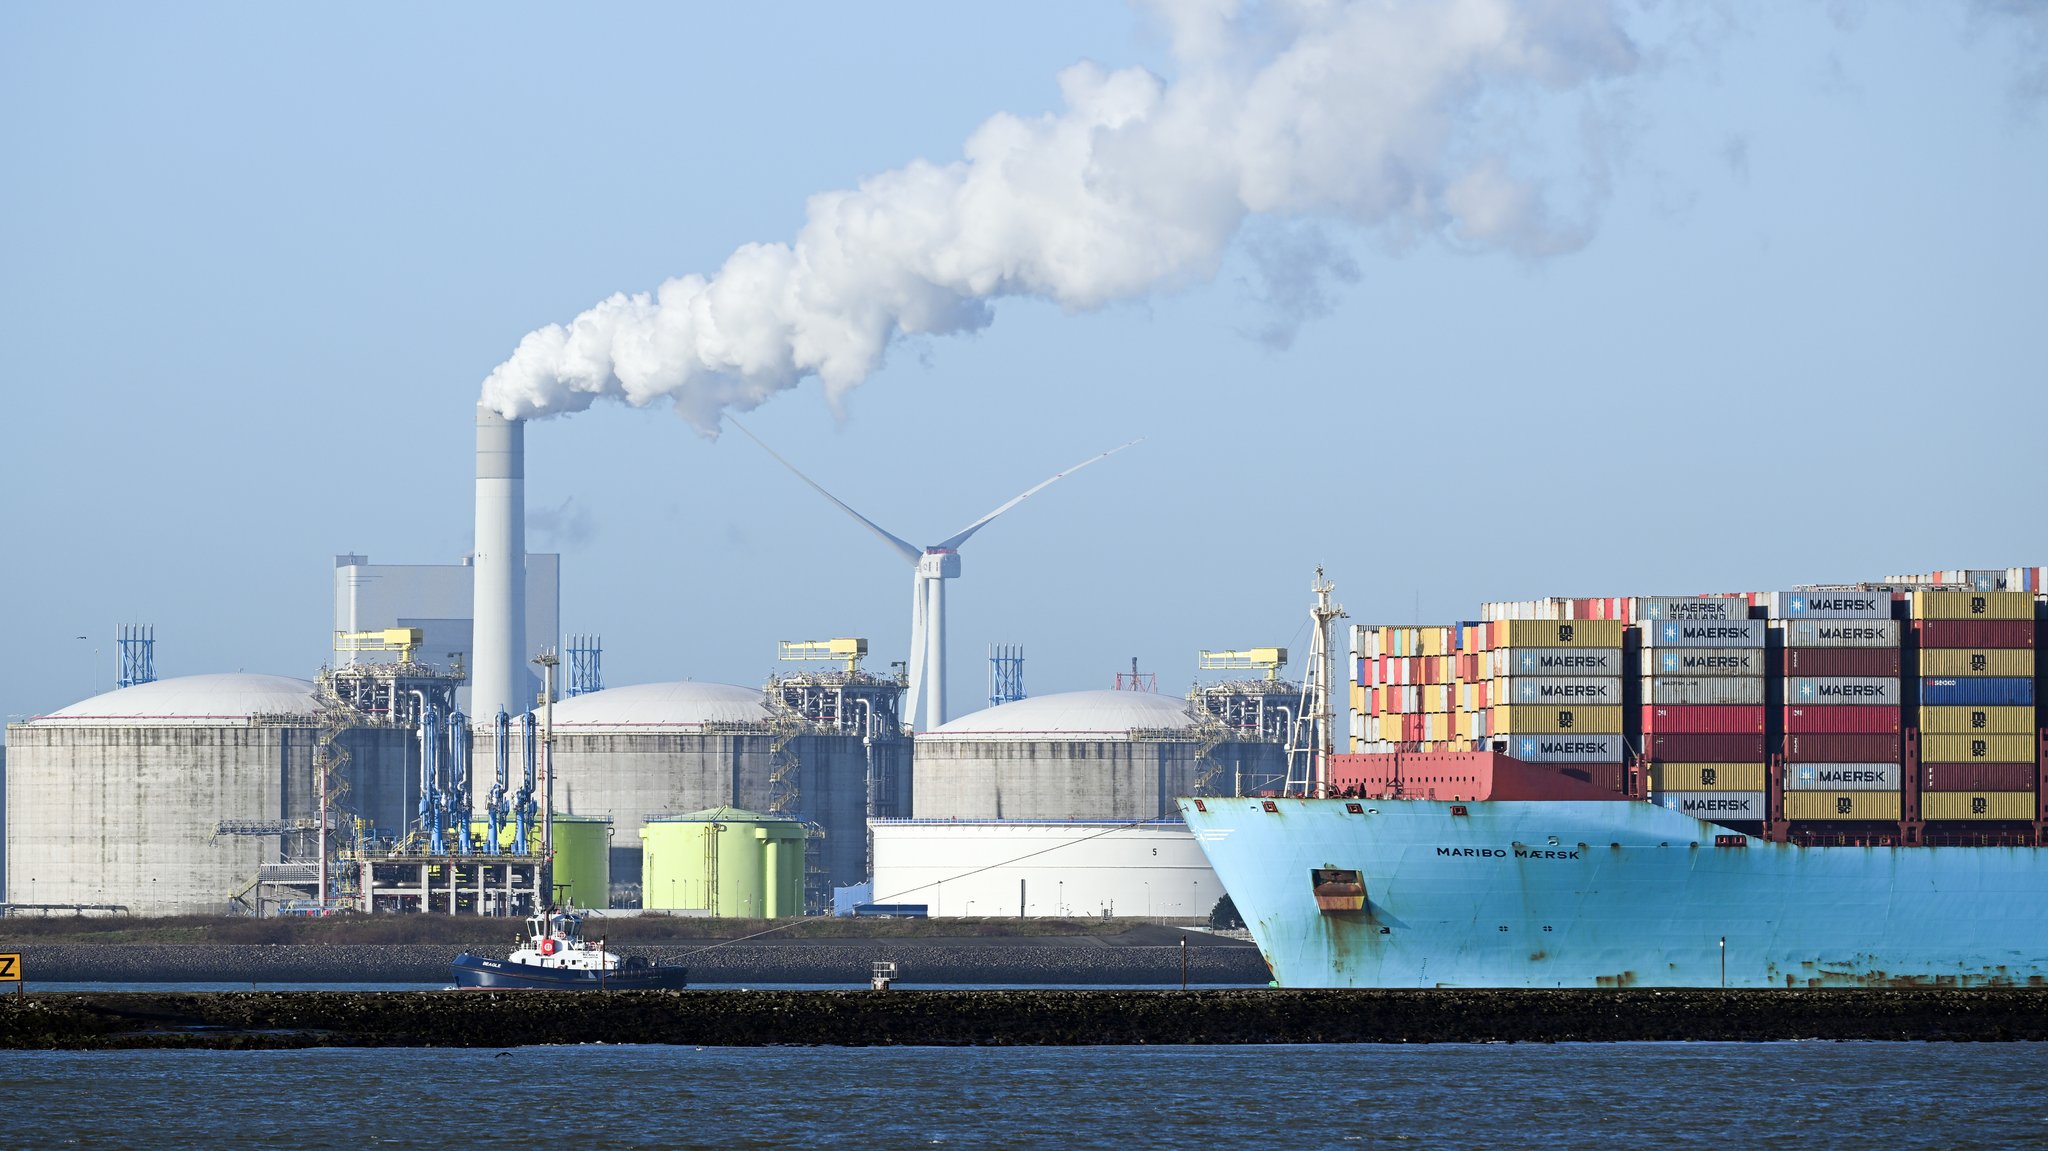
1774 590 1903 822
1639 597 1767 822
1491 618 1626 774
1912 590 2040 822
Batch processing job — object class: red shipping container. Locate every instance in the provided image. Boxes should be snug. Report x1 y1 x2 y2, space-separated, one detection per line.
1783 647 1903 677
1649 733 1767 761
1640 705 1766 733
1911 620 2036 649
1783 705 1902 734
1922 762 2040 791
1784 732 1900 762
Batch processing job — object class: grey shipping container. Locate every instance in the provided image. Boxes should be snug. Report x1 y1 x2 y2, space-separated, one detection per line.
1498 648 1621 676
1642 619 1769 648
1770 590 1892 619
1641 676 1764 705
1784 762 1901 791
1786 677 1900 706
1649 649 1763 677
1505 732 1624 763
1633 597 1751 622
1655 791 1765 820
1499 676 1623 704
1782 619 1901 649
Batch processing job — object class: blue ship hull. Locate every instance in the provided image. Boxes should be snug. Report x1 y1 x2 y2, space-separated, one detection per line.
450 953 689 990
1178 796 2048 988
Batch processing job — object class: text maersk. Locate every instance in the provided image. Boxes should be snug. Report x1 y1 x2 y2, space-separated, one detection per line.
1437 847 1583 860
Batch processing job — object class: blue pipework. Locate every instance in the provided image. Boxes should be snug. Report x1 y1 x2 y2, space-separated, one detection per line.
449 710 474 854
487 709 511 855
417 702 447 854
514 711 538 856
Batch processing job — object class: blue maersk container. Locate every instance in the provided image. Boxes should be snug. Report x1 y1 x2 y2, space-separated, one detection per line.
1920 677 2036 706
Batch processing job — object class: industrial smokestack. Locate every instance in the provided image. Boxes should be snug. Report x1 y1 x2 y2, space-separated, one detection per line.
473 404 527 723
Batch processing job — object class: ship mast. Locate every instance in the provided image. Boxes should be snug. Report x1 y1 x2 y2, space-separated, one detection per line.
1285 566 1347 798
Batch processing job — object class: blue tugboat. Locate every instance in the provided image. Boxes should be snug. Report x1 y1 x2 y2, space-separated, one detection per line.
451 908 688 990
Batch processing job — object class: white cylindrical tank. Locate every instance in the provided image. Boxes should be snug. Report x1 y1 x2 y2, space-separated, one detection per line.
472 404 526 723
870 819 1225 919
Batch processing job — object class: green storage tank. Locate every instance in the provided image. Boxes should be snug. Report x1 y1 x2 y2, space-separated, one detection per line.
550 815 613 910
640 807 806 918
466 813 613 909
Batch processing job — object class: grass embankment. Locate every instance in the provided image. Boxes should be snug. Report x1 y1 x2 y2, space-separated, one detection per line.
0 914 1154 947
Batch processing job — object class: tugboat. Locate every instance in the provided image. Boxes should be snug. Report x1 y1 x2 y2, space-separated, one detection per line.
450 907 688 990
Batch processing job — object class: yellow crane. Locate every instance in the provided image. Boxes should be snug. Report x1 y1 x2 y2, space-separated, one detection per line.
778 638 868 673
1198 647 1288 680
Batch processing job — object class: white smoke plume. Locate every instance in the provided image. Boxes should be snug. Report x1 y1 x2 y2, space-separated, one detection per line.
480 0 1640 427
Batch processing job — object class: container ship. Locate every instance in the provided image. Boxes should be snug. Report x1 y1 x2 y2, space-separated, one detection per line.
1180 567 2048 988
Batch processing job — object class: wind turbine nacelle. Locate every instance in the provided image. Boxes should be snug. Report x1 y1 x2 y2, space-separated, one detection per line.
919 550 962 579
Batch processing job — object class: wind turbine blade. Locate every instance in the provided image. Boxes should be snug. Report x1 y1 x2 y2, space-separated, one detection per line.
934 438 1143 551
728 419 922 563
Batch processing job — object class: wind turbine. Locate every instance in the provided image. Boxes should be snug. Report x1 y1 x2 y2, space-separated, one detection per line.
730 422 1138 732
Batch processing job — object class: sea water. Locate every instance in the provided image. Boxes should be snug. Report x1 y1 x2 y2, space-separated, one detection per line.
4 1043 2044 1148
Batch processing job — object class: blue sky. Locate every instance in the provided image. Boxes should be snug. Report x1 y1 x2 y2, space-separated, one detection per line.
3 2 2044 727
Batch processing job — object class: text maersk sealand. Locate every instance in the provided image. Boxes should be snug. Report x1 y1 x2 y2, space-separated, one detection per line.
1178 794 2048 988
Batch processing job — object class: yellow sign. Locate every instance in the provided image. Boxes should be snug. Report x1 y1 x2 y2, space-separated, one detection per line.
0 954 19 983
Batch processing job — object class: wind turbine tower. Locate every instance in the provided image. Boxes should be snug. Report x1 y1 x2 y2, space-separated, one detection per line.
733 424 1137 732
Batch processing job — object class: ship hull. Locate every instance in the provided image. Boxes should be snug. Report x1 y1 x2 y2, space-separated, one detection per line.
449 953 689 990
1179 796 2048 988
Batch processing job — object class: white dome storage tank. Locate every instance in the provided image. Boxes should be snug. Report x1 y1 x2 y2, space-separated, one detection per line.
5 674 416 915
911 690 1286 821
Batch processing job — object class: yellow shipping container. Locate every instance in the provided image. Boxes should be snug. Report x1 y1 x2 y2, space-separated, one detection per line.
1919 706 2035 735
1421 684 1454 714
1350 684 1367 715
1921 791 2037 821
1784 792 1903 822
1651 762 1766 792
1917 648 2037 677
1920 733 2037 763
1491 704 1623 734
1911 589 2035 621
1490 619 1625 649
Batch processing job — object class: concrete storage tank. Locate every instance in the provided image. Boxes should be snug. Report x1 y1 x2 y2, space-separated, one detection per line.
548 814 611 910
640 807 806 918
4 674 416 915
539 681 905 902
911 690 1286 821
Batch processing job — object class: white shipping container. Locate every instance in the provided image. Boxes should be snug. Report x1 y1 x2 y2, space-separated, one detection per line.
1786 677 1900 706
1783 762 1900 791
1656 791 1765 820
1499 648 1621 676
1641 676 1764 705
1770 590 1891 619
1633 596 1751 622
1782 619 1901 649
1642 619 1769 648
1499 676 1623 704
1649 648 1764 677
1506 733 1625 763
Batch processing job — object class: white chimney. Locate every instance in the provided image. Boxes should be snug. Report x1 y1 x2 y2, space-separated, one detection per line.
473 404 526 722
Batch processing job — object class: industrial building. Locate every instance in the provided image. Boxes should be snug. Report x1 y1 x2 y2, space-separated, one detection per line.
543 679 909 908
3 673 417 916
869 819 1224 918
910 689 1287 821
332 550 560 711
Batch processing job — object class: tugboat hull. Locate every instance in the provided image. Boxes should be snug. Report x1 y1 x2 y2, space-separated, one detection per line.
450 953 689 990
